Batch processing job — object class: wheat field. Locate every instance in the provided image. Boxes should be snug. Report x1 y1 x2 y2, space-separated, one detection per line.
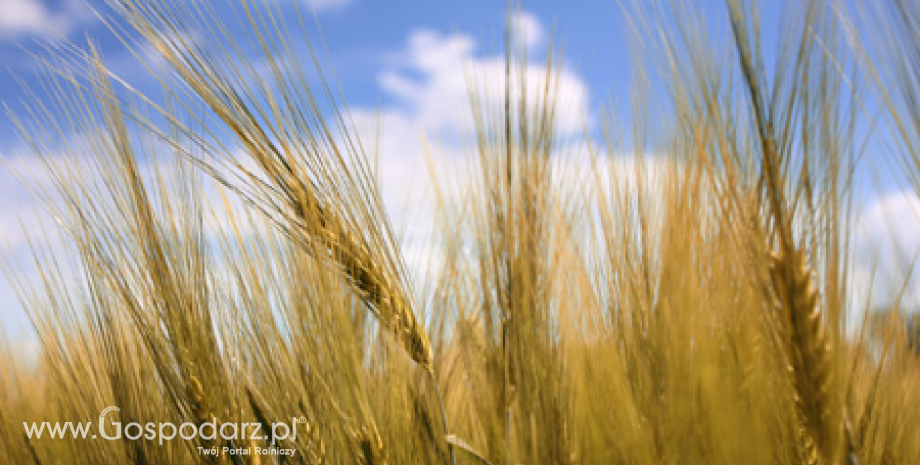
1 0 919 464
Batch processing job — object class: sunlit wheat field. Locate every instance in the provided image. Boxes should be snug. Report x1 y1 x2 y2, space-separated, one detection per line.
0 0 918 464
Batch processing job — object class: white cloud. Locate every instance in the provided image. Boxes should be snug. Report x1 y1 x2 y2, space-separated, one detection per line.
0 0 46 35
854 190 920 309
0 154 56 250
0 0 92 39
343 19 593 220
858 191 920 260
508 10 544 52
377 28 590 139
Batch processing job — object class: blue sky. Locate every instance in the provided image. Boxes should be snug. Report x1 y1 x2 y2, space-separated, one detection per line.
0 0 636 146
0 0 917 346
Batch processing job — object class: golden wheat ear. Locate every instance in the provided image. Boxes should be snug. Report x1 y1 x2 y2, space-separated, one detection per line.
769 248 841 464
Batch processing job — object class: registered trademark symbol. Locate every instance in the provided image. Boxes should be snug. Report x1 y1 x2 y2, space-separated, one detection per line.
296 416 307 424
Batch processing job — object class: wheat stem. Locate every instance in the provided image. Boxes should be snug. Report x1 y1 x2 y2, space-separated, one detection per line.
427 368 457 465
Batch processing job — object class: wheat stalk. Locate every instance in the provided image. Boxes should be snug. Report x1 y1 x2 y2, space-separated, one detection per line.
725 2 846 462
23 433 44 465
246 383 324 464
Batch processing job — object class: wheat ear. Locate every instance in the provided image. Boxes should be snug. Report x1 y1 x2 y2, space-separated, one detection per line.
769 249 838 464
104 0 434 372
725 2 845 462
187 375 225 465
106 0 445 459
321 219 433 371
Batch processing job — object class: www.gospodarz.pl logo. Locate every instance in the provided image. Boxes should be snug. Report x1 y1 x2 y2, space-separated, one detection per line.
23 406 303 458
